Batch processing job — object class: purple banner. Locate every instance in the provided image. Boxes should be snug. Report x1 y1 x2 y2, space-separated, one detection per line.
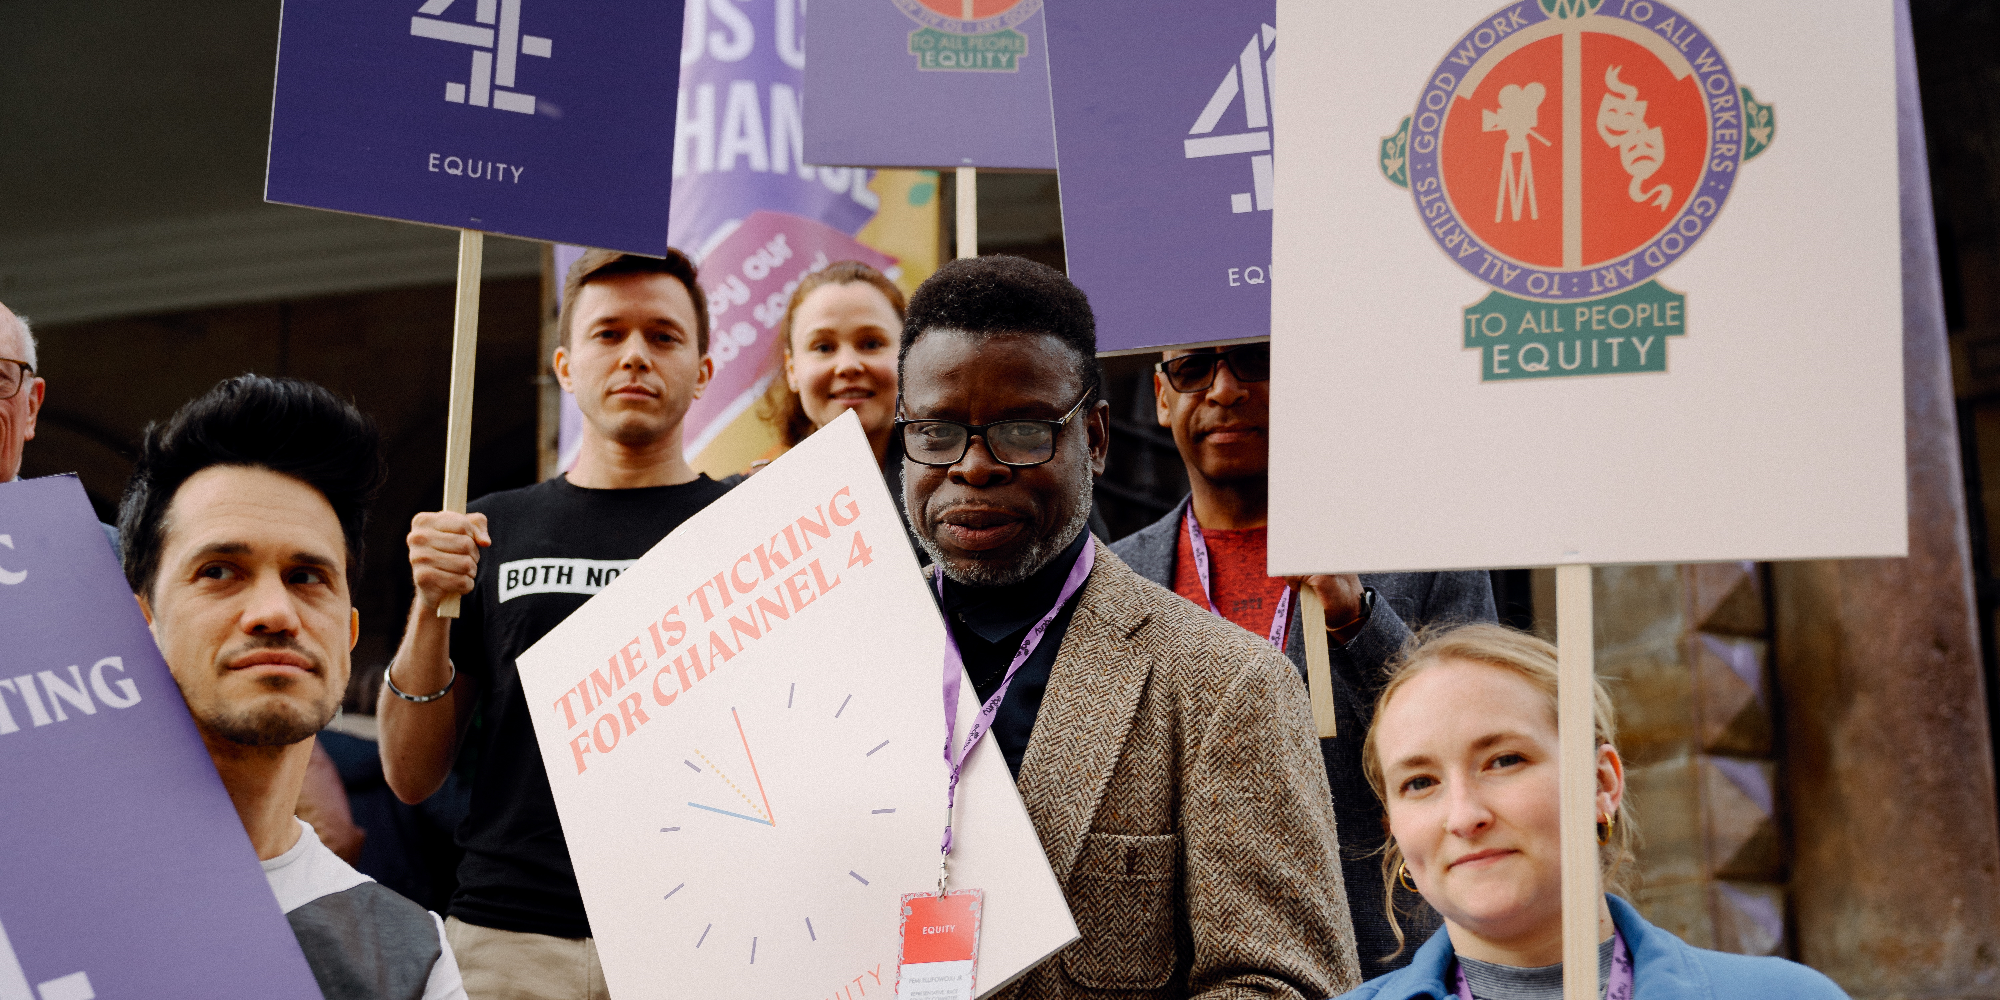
267 0 685 254
803 0 1057 170
557 0 889 472
1045 1 1276 354
0 476 321 1000
673 0 882 256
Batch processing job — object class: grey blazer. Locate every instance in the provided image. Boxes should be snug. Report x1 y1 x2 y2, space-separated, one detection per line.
1108 498 1496 981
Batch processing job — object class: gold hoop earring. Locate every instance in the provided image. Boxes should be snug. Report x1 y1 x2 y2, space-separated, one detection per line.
1395 860 1418 893
1596 812 1615 846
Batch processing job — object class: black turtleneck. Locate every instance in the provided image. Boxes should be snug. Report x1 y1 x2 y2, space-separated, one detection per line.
936 529 1091 778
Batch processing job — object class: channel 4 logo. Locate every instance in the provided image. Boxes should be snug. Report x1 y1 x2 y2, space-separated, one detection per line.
1184 24 1276 215
409 0 553 113
0 913 92 1000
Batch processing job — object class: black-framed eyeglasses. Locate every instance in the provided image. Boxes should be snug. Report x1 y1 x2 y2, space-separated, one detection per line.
896 391 1092 468
0 358 33 402
1155 343 1271 393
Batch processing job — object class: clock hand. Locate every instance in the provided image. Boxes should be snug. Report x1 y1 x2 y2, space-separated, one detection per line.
692 748 770 822
733 707 777 826
686 801 775 826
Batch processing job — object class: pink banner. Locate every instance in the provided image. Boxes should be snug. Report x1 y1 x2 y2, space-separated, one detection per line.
682 211 895 459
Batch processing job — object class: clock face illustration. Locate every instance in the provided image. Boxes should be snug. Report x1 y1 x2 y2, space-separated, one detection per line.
640 672 938 991
510 433 1017 999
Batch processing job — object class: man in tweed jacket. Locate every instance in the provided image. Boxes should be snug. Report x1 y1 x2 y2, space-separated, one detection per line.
898 256 1358 999
1109 346 1496 979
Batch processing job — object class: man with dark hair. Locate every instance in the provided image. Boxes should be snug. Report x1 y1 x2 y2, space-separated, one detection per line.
1109 344 1496 980
121 374 465 1000
380 248 730 1000
897 256 1358 999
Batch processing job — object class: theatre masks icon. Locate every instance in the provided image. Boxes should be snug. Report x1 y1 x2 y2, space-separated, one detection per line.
1597 66 1672 210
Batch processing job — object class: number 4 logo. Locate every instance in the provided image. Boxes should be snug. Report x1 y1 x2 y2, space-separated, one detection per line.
1184 24 1276 214
847 532 874 570
0 913 92 1000
410 0 553 113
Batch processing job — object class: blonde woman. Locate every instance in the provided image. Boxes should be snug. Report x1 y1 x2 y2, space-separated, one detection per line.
755 261 906 472
1342 623 1847 1000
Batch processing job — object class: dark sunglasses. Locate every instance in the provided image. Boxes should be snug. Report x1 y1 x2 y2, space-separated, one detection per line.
1155 343 1271 393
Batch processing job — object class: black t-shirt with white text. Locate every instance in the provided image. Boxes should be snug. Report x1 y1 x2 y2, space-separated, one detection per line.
447 474 732 938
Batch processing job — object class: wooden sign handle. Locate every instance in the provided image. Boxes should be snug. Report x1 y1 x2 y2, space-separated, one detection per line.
1298 588 1338 739
436 229 485 619
1556 564 1600 1000
956 166 978 260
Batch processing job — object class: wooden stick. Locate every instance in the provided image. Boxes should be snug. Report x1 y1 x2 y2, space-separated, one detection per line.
1556 564 1600 1000
1298 588 1338 738
436 229 484 619
956 166 978 260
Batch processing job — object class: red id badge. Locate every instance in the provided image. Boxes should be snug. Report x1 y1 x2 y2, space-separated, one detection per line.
896 890 984 1000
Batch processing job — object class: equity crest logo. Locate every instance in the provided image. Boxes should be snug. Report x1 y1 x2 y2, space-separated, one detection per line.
1380 0 1775 381
1186 24 1277 215
410 0 553 113
893 0 1043 73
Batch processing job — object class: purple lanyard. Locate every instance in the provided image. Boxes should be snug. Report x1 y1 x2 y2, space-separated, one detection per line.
1452 929 1632 1000
936 539 1095 856
1183 499 1293 649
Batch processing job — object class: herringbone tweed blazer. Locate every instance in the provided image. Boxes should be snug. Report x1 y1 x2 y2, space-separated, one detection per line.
989 540 1359 1000
1111 501 1495 979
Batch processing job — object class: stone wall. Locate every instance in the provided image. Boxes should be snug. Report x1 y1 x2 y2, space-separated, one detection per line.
1586 564 1790 956
1759 5 2000 995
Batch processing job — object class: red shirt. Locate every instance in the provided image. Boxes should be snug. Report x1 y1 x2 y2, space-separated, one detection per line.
1172 522 1288 638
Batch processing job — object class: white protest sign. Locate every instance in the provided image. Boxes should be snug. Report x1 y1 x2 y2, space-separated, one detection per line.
1269 0 1905 574
518 412 1076 999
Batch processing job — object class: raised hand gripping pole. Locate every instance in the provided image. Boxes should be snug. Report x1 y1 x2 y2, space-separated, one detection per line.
1298 588 1338 738
436 229 484 619
1556 564 1600 1000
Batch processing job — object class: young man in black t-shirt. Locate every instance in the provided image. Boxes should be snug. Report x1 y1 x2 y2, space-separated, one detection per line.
379 248 731 1000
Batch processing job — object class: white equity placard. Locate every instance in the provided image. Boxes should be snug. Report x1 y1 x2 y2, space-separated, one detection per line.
517 412 1076 999
1269 0 1906 574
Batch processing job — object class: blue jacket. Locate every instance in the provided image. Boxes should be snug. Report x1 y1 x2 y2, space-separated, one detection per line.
1334 896 1849 1000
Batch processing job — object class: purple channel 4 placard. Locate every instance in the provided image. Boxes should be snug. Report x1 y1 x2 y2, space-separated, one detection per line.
1045 1 1277 354
0 476 322 1000
267 0 685 254
803 0 1057 169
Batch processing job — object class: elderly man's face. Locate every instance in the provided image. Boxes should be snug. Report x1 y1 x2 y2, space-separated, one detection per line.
0 307 44 482
900 330 1108 586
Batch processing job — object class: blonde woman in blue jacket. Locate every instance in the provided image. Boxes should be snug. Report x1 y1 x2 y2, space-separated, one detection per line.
1336 624 1848 1000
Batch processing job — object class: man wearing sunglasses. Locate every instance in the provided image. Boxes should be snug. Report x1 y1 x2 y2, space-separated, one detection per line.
1108 342 1496 980
898 256 1357 1000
